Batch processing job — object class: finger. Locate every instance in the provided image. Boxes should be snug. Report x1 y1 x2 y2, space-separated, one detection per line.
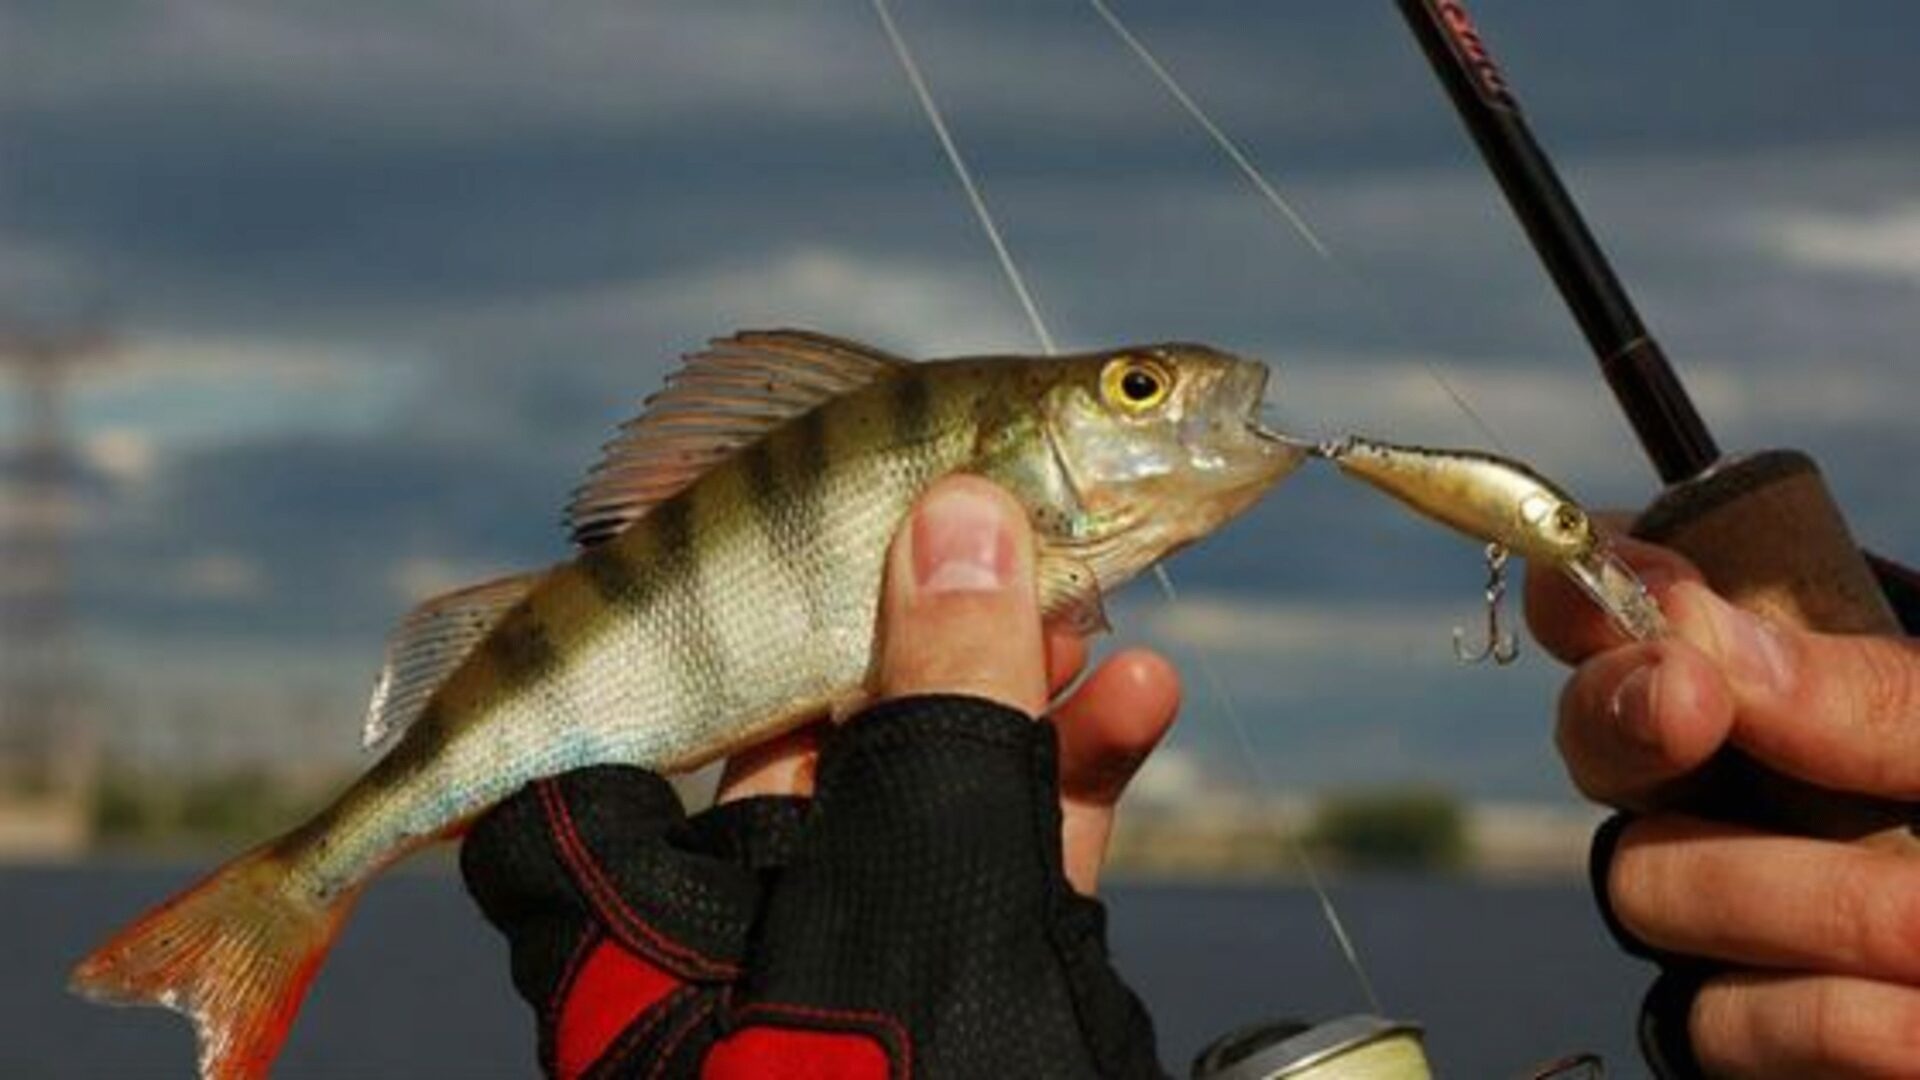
1524 530 1703 665
717 723 823 802
1692 971 1920 1078
1053 649 1181 806
875 475 1046 716
1661 583 1920 798
1049 648 1180 895
1046 630 1090 701
1608 814 1920 984
1555 636 1736 808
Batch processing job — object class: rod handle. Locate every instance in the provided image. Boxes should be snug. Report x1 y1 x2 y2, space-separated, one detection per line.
1632 450 1915 852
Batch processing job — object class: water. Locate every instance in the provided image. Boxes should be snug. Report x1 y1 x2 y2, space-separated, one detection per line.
1108 881 1648 1077
5 865 1651 1077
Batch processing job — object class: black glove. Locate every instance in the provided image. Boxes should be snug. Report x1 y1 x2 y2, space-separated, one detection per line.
462 694 1167 1079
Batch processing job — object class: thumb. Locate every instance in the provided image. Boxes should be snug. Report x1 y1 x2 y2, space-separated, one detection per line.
876 475 1046 717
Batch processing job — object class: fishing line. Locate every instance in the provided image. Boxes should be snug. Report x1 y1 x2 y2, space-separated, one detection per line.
871 0 1384 1016
1086 0 1329 260
1148 567 1384 1014
1084 0 1510 456
871 0 1058 355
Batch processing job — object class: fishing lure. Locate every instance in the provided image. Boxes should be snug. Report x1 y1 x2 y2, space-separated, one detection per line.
1316 434 1667 660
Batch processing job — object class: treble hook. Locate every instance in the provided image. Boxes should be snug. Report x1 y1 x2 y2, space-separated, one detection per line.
1454 543 1520 665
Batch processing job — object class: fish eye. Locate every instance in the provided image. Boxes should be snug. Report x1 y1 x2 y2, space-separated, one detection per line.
1101 357 1172 413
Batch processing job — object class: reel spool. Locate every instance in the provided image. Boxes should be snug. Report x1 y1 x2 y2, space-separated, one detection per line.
1190 1015 1604 1079
1190 1015 1430 1079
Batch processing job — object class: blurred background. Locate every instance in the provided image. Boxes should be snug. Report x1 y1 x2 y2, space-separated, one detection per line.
3 1 1916 1074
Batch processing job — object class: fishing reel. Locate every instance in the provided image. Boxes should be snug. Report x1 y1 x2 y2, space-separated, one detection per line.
1189 1014 1603 1079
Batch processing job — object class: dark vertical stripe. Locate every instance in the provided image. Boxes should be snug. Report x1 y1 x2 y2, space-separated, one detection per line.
778 409 833 633
652 493 730 705
487 608 558 688
652 496 696 568
738 408 833 636
578 490 728 712
741 437 779 506
579 542 645 610
792 405 830 487
890 368 933 449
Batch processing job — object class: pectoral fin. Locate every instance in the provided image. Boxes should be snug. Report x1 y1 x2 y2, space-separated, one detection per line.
1037 554 1109 636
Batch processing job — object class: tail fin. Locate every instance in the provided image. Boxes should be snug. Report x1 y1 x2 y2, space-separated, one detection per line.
68 847 354 1080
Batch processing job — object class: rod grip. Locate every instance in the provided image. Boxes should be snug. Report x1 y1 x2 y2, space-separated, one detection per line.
1632 450 1915 852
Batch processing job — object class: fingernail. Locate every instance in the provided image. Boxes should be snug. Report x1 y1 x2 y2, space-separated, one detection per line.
1631 561 1682 597
1609 662 1662 753
912 485 1013 595
1704 591 1794 697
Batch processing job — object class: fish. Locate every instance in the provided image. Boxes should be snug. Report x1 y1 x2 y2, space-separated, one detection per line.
69 329 1306 1079
1318 434 1666 643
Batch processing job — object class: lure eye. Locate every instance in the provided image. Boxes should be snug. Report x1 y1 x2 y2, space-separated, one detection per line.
1554 505 1587 534
1101 357 1172 413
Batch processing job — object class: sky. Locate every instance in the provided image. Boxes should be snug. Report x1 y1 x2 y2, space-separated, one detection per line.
3 0 1917 801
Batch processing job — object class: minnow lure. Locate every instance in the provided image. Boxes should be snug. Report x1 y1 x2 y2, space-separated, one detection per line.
1318 435 1667 658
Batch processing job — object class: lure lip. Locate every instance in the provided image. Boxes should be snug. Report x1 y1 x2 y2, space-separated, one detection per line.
1247 417 1317 455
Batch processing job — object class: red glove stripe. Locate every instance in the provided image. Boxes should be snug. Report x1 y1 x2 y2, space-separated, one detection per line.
702 1025 893 1080
543 927 602 1070
537 778 740 979
555 940 686 1079
644 997 717 1080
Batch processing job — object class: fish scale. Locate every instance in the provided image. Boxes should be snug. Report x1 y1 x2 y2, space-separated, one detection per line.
70 330 1303 1079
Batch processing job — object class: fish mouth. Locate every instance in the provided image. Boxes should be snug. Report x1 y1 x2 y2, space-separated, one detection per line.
1217 359 1314 478
1241 389 1315 457
1229 361 1275 429
1248 414 1308 447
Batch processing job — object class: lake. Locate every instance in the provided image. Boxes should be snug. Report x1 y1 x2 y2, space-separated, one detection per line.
4 864 1653 1077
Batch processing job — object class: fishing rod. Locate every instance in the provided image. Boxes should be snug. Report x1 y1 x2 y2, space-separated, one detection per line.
1394 1 1920 845
1393 1 1714 483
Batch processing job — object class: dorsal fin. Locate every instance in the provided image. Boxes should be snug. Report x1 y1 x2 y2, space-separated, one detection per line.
360 570 546 750
565 330 909 547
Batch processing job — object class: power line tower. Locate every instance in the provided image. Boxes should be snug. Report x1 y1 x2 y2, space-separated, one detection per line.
0 328 111 821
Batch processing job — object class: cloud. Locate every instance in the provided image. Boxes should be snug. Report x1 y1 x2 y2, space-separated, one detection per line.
52 335 426 470
91 334 389 385
70 431 569 643
1766 202 1920 281
1101 587 1580 798
169 552 266 600
10 2 1919 803
81 428 157 485
1134 594 1461 663
443 247 1031 363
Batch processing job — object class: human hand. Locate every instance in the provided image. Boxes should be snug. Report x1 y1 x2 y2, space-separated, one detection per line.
1527 535 1920 1077
465 474 1178 1077
718 473 1181 895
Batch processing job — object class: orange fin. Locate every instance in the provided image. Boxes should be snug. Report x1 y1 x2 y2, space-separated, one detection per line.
68 847 354 1080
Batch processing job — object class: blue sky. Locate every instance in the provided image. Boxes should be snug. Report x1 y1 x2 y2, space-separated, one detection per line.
4 1 1917 800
